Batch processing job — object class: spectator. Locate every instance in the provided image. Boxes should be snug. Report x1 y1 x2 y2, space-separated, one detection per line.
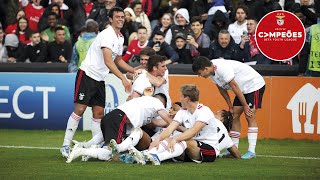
122 26 149 63
189 0 211 21
23 0 45 31
186 16 210 58
130 1 152 38
122 7 141 46
47 26 72 63
228 5 248 44
255 0 282 21
204 0 233 33
159 0 181 18
148 30 178 64
38 3 69 32
305 16 320 77
0 27 6 62
174 32 192 64
208 29 247 62
150 13 173 41
246 18 272 64
20 31 47 63
41 12 71 43
236 0 259 22
5 9 25 34
3 34 25 63
69 20 99 72
205 10 230 42
83 0 94 17
165 8 191 48
15 16 32 45
300 0 320 27
88 0 116 31
128 0 153 17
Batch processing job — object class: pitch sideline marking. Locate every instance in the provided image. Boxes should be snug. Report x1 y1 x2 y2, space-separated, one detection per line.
1 145 320 160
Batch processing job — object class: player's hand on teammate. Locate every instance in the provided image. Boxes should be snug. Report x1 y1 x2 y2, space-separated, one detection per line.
122 79 132 93
149 139 160 150
133 69 143 80
166 138 177 153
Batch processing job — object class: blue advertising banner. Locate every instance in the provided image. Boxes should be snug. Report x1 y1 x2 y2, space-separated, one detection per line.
0 73 80 130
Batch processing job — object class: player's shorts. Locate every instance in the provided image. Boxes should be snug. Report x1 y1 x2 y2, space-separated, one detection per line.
233 85 265 109
101 109 127 144
74 69 105 107
184 141 217 163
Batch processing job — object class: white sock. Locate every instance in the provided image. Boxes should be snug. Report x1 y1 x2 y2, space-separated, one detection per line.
83 132 104 148
117 128 143 152
156 141 187 162
230 131 240 148
82 148 111 161
62 112 81 146
248 127 258 153
91 118 101 137
148 140 169 154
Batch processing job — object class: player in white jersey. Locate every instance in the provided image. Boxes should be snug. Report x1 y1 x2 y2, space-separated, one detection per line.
192 56 266 159
60 7 138 158
133 84 219 165
66 94 172 163
128 54 168 100
126 47 172 110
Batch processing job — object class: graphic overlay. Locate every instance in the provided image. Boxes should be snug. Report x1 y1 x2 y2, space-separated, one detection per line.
256 10 306 61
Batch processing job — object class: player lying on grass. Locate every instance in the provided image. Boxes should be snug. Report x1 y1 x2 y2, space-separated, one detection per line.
66 93 179 163
128 84 220 165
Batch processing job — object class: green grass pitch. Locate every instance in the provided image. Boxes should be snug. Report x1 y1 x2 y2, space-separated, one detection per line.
0 129 319 179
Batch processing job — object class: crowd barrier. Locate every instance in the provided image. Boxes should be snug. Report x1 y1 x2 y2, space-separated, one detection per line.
0 72 319 140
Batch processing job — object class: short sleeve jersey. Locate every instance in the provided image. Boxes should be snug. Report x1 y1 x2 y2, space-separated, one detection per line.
118 96 165 128
80 26 124 81
154 69 172 110
215 119 234 151
209 59 265 94
173 103 219 153
131 70 153 96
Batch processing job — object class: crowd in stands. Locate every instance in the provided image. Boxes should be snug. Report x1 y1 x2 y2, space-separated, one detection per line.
0 0 319 76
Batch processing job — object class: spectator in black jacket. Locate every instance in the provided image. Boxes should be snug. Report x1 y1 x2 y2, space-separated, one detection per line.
205 10 230 42
88 0 116 31
21 31 47 63
47 26 72 63
208 29 247 62
148 30 178 64
3 34 25 63
174 32 192 64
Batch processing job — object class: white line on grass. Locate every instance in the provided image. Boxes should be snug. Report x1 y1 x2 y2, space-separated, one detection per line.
0 145 59 150
1 145 320 160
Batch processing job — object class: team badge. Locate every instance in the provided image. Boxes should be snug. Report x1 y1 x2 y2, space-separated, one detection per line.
79 93 85 100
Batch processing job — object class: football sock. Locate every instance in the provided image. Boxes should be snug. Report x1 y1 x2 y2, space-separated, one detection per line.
82 147 111 161
156 141 187 162
248 127 258 153
63 112 81 146
91 118 101 137
230 131 241 148
83 132 104 148
148 140 169 154
117 128 143 152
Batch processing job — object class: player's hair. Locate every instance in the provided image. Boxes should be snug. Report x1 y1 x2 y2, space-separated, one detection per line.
139 47 155 57
220 110 233 132
180 84 199 102
109 6 124 19
147 54 166 72
191 16 203 24
154 93 167 108
174 102 182 107
192 56 212 72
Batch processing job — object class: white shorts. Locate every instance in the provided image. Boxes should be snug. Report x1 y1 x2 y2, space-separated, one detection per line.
151 128 182 141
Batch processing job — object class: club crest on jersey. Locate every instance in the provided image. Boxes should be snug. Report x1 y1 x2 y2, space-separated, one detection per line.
79 93 85 100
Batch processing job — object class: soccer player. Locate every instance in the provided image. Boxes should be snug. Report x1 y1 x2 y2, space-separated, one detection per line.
66 94 172 163
192 56 265 159
60 7 137 158
133 84 220 165
127 54 168 101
